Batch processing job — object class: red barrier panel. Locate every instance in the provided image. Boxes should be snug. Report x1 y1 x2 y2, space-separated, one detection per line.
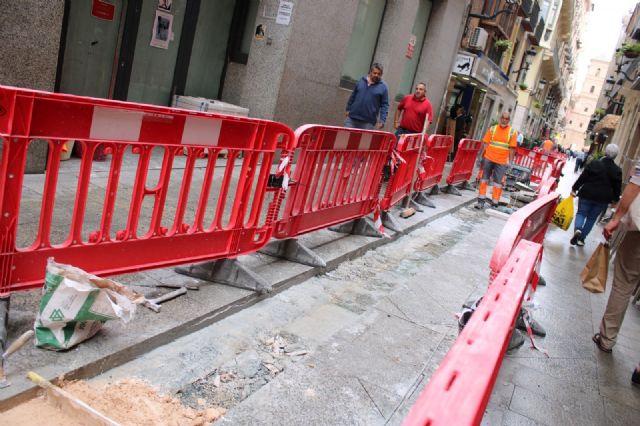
0 85 295 296
403 240 542 426
379 133 425 211
414 134 453 192
489 193 559 281
445 138 482 186
273 125 395 239
513 147 554 184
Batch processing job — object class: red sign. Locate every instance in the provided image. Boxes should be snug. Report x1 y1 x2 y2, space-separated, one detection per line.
92 0 115 21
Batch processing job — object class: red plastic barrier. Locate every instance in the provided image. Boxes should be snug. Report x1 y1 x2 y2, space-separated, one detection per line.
489 193 559 281
513 147 553 184
414 134 453 192
403 240 543 426
445 138 483 186
0 85 295 296
273 125 395 238
379 133 425 211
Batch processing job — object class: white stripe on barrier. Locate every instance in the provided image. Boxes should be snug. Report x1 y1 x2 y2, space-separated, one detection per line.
182 116 221 146
90 107 143 141
334 131 349 150
358 133 372 150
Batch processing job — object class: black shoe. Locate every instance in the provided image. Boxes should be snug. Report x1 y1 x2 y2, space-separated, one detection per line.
576 239 585 247
474 199 485 209
490 200 499 209
570 230 582 245
632 367 640 387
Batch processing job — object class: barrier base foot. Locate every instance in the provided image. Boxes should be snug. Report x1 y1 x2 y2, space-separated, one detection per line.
538 276 546 286
413 192 436 208
260 239 326 268
429 185 440 195
175 259 271 294
0 296 9 352
381 210 401 233
330 218 383 238
507 329 525 351
444 184 462 196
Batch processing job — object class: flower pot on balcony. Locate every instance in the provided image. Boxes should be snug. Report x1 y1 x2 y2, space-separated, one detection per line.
623 51 640 59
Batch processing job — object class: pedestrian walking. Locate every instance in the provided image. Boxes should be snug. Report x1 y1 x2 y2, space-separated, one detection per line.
393 82 432 139
344 63 389 130
592 158 640 353
570 144 622 246
451 105 470 161
474 111 518 209
574 149 586 173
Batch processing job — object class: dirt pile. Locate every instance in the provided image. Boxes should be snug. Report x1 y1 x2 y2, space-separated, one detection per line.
0 378 225 426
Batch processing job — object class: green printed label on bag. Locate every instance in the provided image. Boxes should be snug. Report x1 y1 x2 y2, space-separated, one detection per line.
49 308 65 322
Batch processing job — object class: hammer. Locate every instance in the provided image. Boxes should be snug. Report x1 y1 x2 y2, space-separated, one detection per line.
142 287 187 313
0 330 35 388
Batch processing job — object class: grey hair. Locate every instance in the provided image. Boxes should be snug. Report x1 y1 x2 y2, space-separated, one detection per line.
370 62 384 73
605 144 619 159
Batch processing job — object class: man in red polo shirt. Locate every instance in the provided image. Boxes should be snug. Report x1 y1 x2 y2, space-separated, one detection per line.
393 82 433 139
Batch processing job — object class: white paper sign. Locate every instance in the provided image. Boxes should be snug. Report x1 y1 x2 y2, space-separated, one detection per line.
276 1 293 25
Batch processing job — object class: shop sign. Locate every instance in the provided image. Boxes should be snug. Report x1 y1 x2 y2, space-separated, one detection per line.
472 54 508 88
453 53 474 76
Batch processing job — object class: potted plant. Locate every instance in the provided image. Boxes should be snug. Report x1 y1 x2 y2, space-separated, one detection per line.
618 42 640 58
518 82 528 91
533 101 542 109
594 108 606 118
494 39 512 52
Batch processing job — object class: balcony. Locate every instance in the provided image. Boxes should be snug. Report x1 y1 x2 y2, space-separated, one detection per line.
475 1 518 39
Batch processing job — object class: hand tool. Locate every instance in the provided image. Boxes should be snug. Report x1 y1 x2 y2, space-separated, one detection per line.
0 330 35 388
142 287 187 313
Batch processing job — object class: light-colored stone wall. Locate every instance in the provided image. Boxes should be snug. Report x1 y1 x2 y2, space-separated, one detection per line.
0 0 65 173
0 0 64 90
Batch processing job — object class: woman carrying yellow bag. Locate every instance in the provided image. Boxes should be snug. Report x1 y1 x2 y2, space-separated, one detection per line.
569 144 622 246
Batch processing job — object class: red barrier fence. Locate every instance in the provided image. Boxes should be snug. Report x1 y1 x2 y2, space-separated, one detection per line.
414 135 453 193
273 125 394 239
513 147 554 184
0 86 294 296
379 134 425 211
489 193 559 282
403 239 543 426
445 138 482 187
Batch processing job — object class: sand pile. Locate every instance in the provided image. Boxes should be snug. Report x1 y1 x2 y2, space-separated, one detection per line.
1 378 225 426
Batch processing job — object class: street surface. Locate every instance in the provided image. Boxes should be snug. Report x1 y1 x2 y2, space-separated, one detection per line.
88 161 640 425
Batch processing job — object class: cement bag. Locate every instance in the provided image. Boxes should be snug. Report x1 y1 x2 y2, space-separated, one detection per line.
35 258 143 351
552 195 574 231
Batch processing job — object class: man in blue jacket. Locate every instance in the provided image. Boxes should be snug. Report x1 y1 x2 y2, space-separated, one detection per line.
344 63 389 130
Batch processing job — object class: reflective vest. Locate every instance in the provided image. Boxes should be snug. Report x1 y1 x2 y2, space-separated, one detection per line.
488 125 516 151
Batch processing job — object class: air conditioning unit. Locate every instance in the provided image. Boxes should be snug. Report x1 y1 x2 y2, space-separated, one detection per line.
469 27 488 51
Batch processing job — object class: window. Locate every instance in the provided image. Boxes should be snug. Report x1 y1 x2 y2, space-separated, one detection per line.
596 68 601 76
228 0 260 64
579 123 583 127
584 107 588 112
590 85 595 93
569 120 573 124
341 0 387 88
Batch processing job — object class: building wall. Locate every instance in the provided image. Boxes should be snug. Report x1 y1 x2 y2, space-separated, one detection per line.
0 0 65 173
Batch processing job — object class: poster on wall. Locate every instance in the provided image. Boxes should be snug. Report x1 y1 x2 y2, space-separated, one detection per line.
276 1 293 25
150 10 172 49
158 0 172 11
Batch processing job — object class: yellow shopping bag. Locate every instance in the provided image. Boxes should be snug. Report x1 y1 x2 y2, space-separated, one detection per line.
551 195 574 230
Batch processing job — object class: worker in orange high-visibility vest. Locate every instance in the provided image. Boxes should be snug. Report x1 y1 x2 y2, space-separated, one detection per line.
542 137 554 152
475 111 518 209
